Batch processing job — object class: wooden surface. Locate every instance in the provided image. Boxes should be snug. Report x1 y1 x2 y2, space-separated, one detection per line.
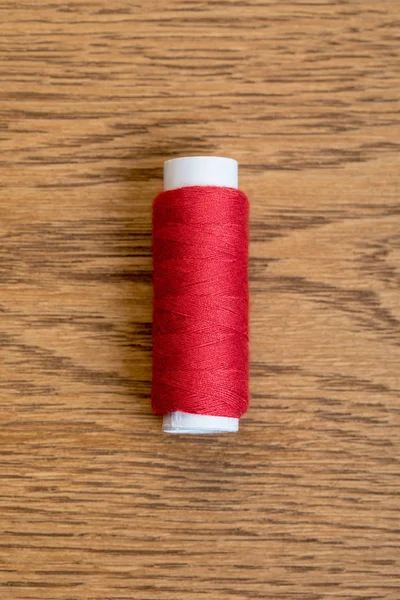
1 1 399 598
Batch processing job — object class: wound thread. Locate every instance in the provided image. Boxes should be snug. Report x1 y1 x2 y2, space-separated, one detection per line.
152 185 249 421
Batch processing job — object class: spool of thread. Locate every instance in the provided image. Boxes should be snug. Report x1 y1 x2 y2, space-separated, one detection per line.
152 156 249 433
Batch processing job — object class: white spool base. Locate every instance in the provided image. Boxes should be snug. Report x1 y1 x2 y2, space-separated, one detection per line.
163 412 239 434
162 156 240 434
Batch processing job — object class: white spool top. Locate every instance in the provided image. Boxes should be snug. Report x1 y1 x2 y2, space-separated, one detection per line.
161 156 240 434
164 156 238 191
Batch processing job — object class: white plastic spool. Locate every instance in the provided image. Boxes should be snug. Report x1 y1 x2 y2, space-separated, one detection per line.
162 156 240 434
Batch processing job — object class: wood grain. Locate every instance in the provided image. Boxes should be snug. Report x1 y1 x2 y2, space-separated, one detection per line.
0 1 399 598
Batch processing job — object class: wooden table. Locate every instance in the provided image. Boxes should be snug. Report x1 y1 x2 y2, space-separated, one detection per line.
1 2 399 598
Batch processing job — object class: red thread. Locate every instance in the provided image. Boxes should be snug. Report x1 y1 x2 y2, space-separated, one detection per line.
152 186 249 418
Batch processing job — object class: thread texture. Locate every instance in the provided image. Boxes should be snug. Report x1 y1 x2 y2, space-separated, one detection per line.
152 186 249 418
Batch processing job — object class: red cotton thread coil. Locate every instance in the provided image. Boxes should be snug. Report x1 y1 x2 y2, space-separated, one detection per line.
152 178 249 431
